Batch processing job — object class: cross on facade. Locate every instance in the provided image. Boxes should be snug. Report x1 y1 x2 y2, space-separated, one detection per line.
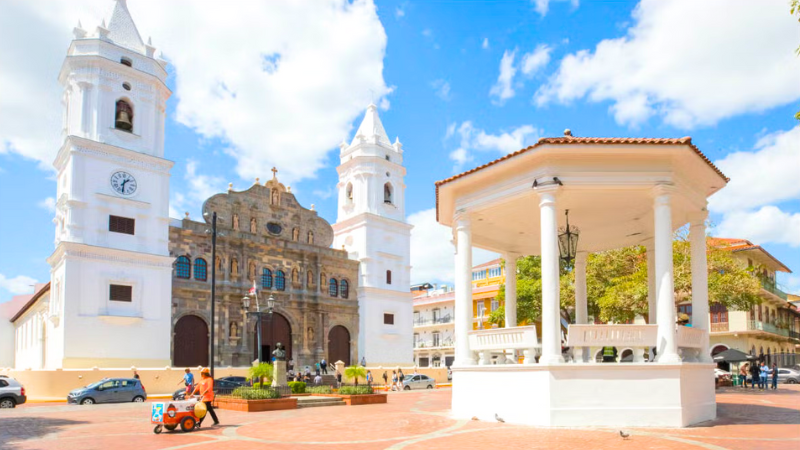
271 167 278 179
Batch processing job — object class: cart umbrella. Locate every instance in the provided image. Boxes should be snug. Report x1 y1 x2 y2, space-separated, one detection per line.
712 348 755 363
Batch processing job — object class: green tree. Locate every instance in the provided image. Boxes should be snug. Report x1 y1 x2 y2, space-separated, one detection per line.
249 362 273 386
344 365 367 385
793 0 800 120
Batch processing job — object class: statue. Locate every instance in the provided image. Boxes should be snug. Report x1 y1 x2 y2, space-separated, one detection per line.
250 218 257 233
307 326 315 343
232 214 239 231
272 342 286 361
292 228 299 241
229 321 239 338
271 189 279 205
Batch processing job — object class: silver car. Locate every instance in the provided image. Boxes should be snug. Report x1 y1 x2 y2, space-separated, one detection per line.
402 374 435 390
67 378 147 405
777 368 800 384
0 376 26 408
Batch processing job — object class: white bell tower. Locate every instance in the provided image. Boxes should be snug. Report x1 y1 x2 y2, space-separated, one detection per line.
333 104 413 366
45 0 174 368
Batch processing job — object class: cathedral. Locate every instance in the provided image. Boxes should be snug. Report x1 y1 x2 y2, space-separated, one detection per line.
11 0 412 370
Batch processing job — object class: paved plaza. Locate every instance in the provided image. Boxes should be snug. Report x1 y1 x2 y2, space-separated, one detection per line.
2 386 799 450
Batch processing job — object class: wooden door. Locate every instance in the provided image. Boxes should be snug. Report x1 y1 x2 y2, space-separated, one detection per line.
328 325 350 366
255 312 292 363
173 315 209 367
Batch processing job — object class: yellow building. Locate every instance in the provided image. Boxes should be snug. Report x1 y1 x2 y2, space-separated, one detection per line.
471 259 506 330
702 238 800 368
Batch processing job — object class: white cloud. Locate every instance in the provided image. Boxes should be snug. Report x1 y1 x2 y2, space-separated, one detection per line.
482 38 489 50
520 44 551 76
169 159 226 219
312 187 336 200
710 126 800 248
489 50 517 103
395 7 405 18
409 208 499 284
446 121 542 170
0 273 38 295
0 0 390 185
431 79 451 101
38 197 56 213
532 0 579 16
536 0 800 128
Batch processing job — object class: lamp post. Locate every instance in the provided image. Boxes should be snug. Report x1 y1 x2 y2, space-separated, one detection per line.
203 211 224 378
557 209 580 268
243 290 276 364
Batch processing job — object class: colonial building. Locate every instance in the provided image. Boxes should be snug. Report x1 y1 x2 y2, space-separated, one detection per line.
169 172 359 368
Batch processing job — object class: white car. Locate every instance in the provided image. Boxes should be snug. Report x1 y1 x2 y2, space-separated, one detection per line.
0 376 27 408
402 374 435 390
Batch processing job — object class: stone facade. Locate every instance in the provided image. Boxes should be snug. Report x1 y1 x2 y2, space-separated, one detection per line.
169 172 359 368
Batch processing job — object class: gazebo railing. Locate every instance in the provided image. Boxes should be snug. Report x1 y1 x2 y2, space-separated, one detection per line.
468 325 539 364
567 324 657 363
676 326 704 362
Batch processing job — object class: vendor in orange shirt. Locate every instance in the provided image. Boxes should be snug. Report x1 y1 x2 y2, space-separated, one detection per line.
191 367 219 427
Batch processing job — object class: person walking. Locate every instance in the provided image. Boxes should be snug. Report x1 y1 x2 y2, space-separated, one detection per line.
771 363 779 390
336 370 343 388
191 368 219 427
391 370 398 391
178 368 194 388
361 356 367 367
315 362 321 376
321 358 328 374
749 361 760 389
133 370 140 380
382 371 388 387
366 370 373 387
759 361 769 390
398 369 405 388
739 364 749 388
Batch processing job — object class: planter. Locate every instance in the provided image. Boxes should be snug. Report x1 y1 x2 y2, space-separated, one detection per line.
311 393 388 406
214 396 297 412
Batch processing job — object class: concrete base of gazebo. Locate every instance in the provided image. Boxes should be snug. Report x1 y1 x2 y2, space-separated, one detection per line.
451 363 716 427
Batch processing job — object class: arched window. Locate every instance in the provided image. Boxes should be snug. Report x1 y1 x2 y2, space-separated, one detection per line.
340 279 349 299
386 270 392 285
346 183 353 203
176 256 191 279
120 57 132 67
115 99 133 132
329 278 338 297
262 268 272 290
275 270 286 291
194 258 207 281
384 183 393 204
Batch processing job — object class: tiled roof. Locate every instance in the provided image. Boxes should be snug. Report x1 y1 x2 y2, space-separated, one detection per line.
472 258 502 270
435 134 729 221
9 282 51 323
712 237 791 273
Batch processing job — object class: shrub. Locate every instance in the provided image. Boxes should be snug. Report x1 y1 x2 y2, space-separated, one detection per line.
338 385 374 395
287 381 306 394
249 362 274 386
306 385 333 394
344 365 367 384
231 386 281 400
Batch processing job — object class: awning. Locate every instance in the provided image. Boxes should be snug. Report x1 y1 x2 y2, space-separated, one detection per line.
713 348 755 363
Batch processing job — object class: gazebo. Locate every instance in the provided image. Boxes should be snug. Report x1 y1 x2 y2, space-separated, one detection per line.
435 131 728 427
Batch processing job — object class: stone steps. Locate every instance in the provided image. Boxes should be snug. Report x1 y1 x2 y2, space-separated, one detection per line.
295 396 344 409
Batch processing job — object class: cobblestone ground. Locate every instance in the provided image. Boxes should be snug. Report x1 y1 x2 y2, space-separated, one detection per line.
1 385 798 450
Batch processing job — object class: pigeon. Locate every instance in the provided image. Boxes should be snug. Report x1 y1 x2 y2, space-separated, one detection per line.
619 430 630 439
471 416 479 421
495 413 505 423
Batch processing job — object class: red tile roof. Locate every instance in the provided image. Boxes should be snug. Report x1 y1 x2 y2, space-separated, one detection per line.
711 238 791 273
435 135 728 221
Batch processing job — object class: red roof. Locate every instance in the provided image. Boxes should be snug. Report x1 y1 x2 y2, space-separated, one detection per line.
472 258 502 270
711 238 791 273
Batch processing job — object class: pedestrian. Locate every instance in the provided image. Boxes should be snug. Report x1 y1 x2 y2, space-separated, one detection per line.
178 368 194 388
321 358 328 374
361 356 366 367
739 364 749 388
191 368 219 427
749 361 760 389
315 362 321 376
366 370 373 387
314 373 322 385
133 370 140 380
398 368 405 387
601 346 617 363
759 361 769 390
771 363 779 390
382 371 388 387
336 370 343 388
391 370 398 391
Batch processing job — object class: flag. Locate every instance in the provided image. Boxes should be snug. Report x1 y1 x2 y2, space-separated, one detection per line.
248 279 257 296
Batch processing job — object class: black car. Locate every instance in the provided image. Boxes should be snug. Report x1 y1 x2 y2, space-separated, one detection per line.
172 378 245 400
218 376 247 384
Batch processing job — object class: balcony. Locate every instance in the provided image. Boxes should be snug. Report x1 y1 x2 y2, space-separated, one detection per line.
759 277 788 300
710 322 729 332
413 338 454 349
748 320 789 337
790 330 800 341
413 315 454 327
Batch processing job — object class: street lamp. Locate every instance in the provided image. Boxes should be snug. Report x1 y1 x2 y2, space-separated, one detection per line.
243 290 276 364
203 211 225 378
557 209 580 268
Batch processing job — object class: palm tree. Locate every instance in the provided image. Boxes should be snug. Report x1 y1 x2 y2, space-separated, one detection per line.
249 362 273 387
344 365 367 385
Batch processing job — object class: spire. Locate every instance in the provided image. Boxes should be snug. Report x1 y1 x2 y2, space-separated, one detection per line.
106 0 145 53
351 103 391 146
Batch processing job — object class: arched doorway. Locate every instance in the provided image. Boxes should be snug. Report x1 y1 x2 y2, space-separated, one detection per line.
711 345 729 371
254 312 292 364
328 325 351 366
173 315 209 367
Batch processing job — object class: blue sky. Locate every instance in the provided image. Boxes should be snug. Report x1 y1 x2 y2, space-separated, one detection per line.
1 0 799 302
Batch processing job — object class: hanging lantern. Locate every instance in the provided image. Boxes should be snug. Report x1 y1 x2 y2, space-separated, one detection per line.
557 209 580 266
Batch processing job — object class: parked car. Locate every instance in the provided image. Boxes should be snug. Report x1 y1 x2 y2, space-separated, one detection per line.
0 376 26 408
68 378 146 405
777 368 800 384
172 378 245 400
402 374 435 390
218 376 248 384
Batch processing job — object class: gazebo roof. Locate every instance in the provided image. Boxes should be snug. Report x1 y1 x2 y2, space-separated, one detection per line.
435 133 729 255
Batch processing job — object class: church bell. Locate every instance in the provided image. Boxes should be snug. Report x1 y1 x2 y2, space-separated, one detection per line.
115 110 133 131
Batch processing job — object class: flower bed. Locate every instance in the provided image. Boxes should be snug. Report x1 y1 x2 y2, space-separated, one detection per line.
311 387 387 406
214 396 297 412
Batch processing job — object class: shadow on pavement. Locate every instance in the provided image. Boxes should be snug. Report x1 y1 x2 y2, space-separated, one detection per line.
691 403 800 427
0 417 87 449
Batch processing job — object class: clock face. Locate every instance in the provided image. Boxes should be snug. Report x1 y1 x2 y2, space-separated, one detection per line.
110 171 137 196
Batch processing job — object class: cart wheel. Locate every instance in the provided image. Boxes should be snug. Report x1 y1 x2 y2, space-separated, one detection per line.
164 425 177 431
153 425 163 434
180 416 197 432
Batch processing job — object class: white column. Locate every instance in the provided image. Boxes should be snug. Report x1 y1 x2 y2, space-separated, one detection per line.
78 82 92 137
454 216 475 366
504 254 517 328
574 251 588 363
538 190 564 364
653 186 681 363
646 240 657 325
690 211 712 363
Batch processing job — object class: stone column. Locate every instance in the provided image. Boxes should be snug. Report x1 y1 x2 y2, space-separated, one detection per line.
574 251 588 363
538 189 564 365
77 81 92 137
504 254 517 328
690 211 712 363
454 216 475 366
653 186 681 363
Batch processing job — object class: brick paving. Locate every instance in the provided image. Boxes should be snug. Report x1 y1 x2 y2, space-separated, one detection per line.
1 386 798 450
